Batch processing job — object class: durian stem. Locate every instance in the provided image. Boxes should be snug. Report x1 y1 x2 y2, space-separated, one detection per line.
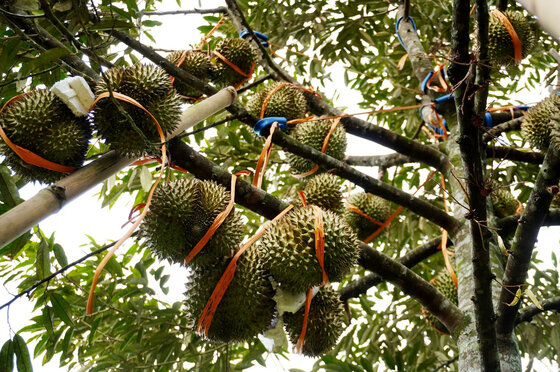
0 88 236 248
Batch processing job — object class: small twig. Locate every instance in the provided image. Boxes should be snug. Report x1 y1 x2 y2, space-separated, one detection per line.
237 74 273 94
403 0 410 20
0 234 137 312
432 356 459 372
0 8 44 19
142 8 227 16
179 116 239 138
0 66 60 88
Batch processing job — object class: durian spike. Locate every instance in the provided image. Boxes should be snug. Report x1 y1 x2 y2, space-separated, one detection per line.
292 118 341 178
197 204 294 337
260 82 289 119
295 288 314 353
87 91 168 315
184 170 250 265
0 92 76 173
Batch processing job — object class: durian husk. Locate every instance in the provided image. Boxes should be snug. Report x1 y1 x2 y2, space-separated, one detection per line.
212 38 256 88
92 64 181 157
488 10 535 66
246 82 307 122
258 206 359 293
183 246 276 343
167 50 212 98
345 192 391 241
293 173 344 213
491 184 519 218
521 95 560 151
423 269 458 335
285 119 347 175
283 285 345 357
0 90 91 183
141 177 243 267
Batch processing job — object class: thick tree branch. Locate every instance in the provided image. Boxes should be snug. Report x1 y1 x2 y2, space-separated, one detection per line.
339 236 443 301
496 208 560 236
345 153 413 168
110 30 460 233
449 0 500 369
483 117 523 142
515 296 560 325
496 143 560 336
142 8 227 16
487 146 545 164
496 0 508 12
224 0 451 173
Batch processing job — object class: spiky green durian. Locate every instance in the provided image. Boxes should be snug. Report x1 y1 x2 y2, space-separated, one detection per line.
491 184 519 218
283 285 345 357
293 173 344 213
167 50 212 98
258 206 360 293
423 269 458 335
0 90 91 183
141 177 243 267
488 10 535 66
246 82 307 121
184 246 276 343
520 95 560 151
345 192 391 241
92 64 181 157
212 38 256 88
285 119 347 175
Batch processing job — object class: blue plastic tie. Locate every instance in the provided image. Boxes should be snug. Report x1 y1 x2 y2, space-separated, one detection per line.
240 29 269 48
395 16 417 51
421 72 434 94
419 106 448 135
484 112 493 128
434 93 454 106
515 105 530 111
253 117 287 136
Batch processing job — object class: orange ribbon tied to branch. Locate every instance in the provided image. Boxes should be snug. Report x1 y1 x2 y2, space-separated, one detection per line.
0 92 77 174
491 9 522 65
213 50 256 89
197 204 294 337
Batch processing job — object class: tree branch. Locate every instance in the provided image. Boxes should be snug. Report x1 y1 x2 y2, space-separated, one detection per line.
339 236 443 301
497 0 508 12
496 143 560 336
486 146 545 165
224 0 451 173
515 296 560 325
483 117 523 142
142 8 227 16
496 208 560 236
345 153 413 168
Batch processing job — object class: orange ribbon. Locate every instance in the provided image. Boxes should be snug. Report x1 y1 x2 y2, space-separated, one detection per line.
213 50 256 89
492 9 522 64
295 288 314 353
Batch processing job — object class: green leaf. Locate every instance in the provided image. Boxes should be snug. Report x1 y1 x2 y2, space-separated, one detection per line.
0 165 22 208
42 306 55 341
142 20 162 27
49 293 74 327
0 339 14 372
139 166 152 192
12 334 32 372
0 231 31 258
52 244 68 267
35 240 51 279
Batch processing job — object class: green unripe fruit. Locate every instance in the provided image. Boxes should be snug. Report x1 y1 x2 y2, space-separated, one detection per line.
424 269 457 335
521 96 560 151
285 119 347 175
141 177 243 267
212 38 256 88
183 247 276 343
293 173 344 213
92 64 181 157
0 90 91 183
246 82 307 122
491 184 519 218
167 50 212 98
258 206 360 293
283 285 345 357
345 192 391 241
488 10 535 66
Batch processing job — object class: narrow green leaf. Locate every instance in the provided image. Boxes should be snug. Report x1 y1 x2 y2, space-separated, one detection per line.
506 288 522 307
50 293 74 327
60 328 74 357
0 231 31 258
42 306 55 341
12 334 32 372
52 244 68 267
524 288 543 310
0 339 14 372
35 240 51 279
0 165 22 208
139 166 152 192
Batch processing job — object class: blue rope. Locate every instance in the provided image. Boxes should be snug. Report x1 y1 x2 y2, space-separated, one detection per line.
395 16 417 51
253 117 287 136
240 29 269 48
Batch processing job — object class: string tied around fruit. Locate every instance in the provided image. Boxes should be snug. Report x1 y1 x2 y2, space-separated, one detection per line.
196 203 295 337
491 9 523 65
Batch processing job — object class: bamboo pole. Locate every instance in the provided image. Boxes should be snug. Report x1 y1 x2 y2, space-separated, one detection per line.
0 87 237 248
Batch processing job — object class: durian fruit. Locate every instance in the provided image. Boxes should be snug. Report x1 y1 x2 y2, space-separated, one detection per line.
423 269 458 335
293 173 344 213
246 82 307 121
167 50 212 97
141 177 243 267
491 184 519 218
488 10 535 66
183 246 276 343
521 95 560 151
0 90 91 183
285 119 347 175
345 192 391 241
283 285 345 357
212 38 256 88
258 206 360 293
92 64 182 157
